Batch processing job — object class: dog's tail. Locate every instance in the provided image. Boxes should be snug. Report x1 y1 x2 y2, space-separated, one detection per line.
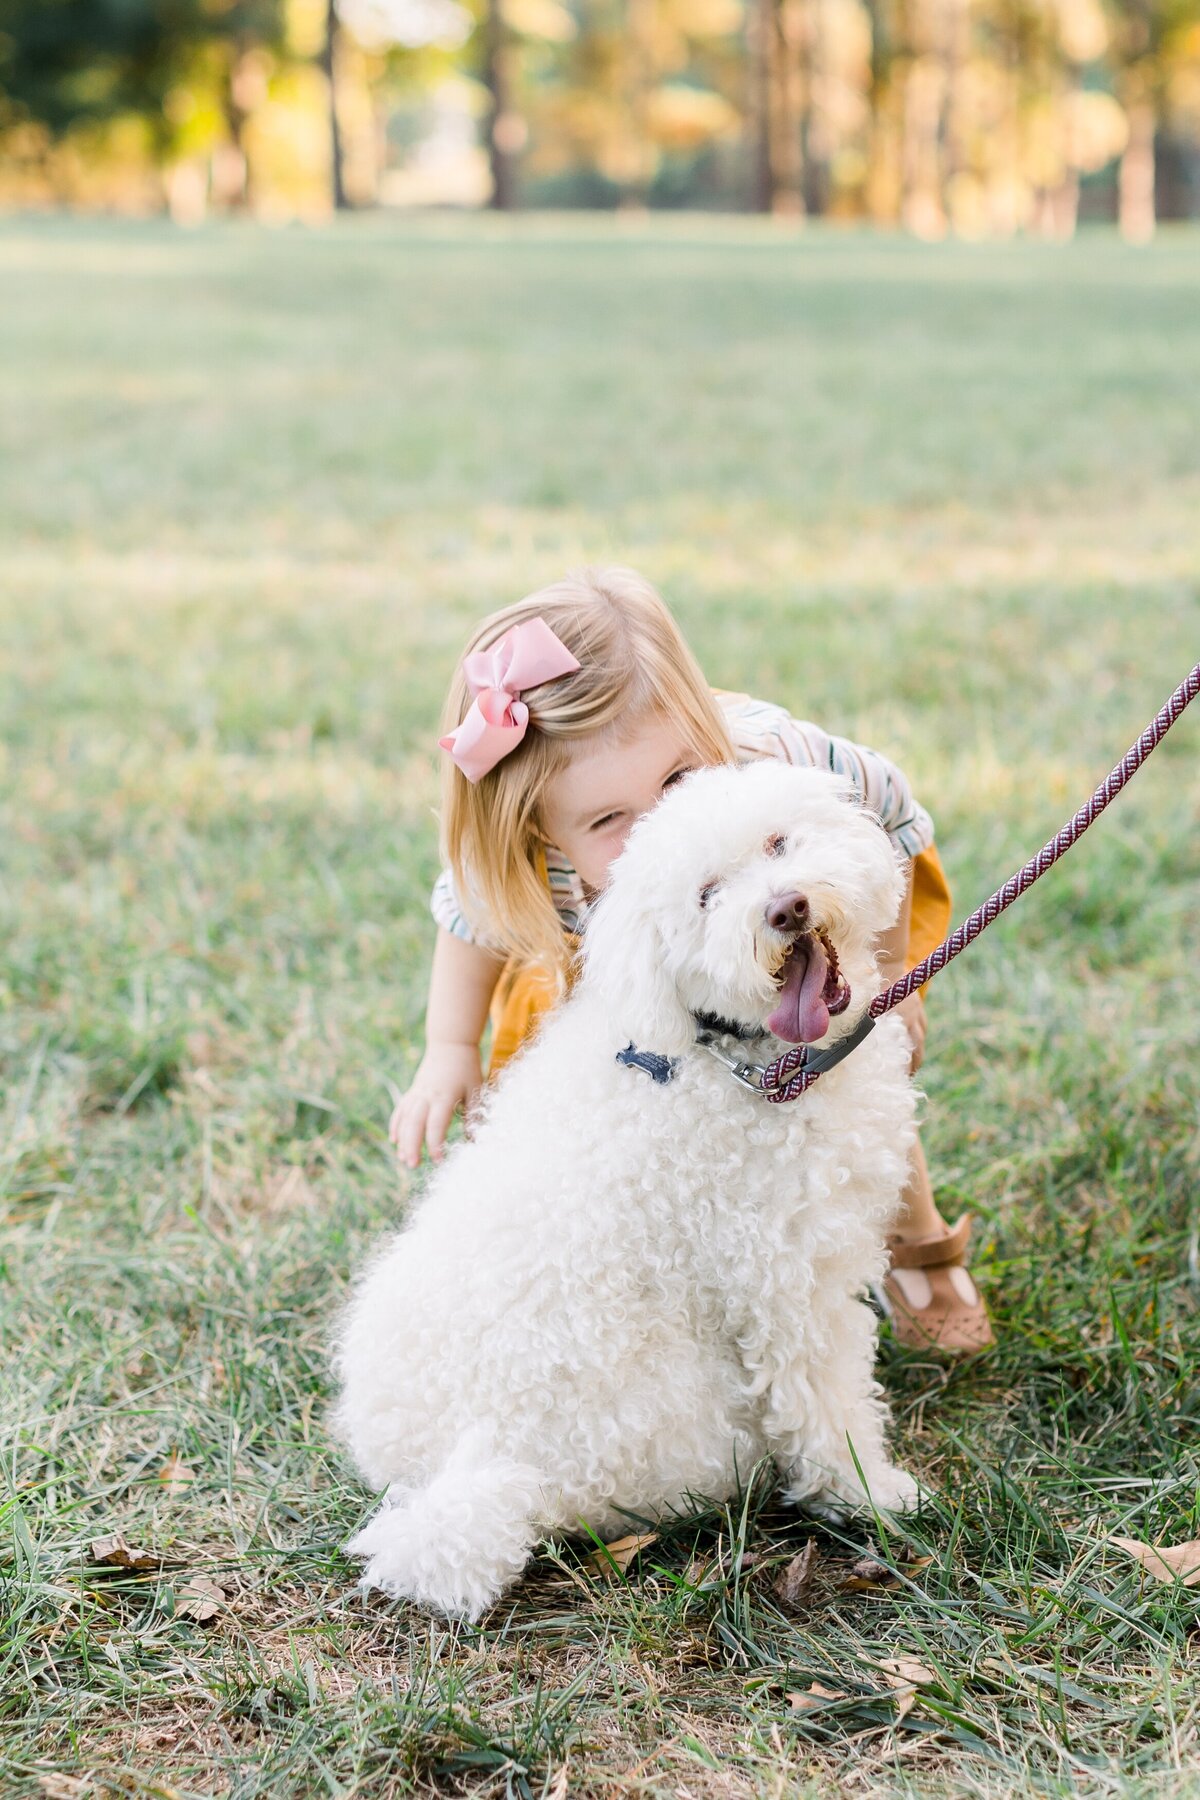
347 1432 547 1621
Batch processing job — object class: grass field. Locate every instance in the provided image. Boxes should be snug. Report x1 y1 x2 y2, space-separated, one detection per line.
2 214 1199 1800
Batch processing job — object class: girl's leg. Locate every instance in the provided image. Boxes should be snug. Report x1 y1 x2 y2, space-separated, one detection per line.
890 1133 945 1239
883 1134 994 1353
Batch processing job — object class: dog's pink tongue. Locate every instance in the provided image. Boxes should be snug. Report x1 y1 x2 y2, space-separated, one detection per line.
766 939 830 1044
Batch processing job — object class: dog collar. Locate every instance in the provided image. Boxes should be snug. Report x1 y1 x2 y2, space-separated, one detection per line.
691 1010 765 1042
616 1012 876 1094
615 1043 679 1085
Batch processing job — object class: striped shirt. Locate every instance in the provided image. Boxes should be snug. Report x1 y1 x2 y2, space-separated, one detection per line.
431 690 935 947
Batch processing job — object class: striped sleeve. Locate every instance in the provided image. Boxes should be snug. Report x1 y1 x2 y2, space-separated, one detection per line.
542 851 590 935
719 692 936 858
430 865 482 945
431 851 589 947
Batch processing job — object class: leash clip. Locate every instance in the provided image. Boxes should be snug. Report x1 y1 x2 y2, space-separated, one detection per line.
759 1012 878 1099
694 1033 772 1092
697 1011 878 1099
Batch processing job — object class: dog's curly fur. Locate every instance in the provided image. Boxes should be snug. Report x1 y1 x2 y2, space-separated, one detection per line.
335 760 921 1620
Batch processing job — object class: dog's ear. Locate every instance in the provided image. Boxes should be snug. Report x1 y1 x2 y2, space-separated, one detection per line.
579 883 695 1057
866 823 909 939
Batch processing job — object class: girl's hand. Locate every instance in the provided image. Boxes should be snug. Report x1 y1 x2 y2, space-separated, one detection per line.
894 993 926 1074
389 1043 484 1169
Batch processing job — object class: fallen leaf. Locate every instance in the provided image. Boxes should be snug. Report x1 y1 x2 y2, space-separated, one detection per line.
588 1531 657 1576
875 1655 937 1722
158 1452 196 1496
773 1539 819 1612
787 1682 848 1710
89 1533 160 1571
891 1686 918 1722
175 1575 224 1622
877 1654 936 1686
1109 1535 1200 1587
844 1555 896 1590
843 1552 932 1591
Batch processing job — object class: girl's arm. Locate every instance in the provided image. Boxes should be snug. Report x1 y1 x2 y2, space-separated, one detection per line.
390 927 507 1169
720 695 936 863
876 858 926 1073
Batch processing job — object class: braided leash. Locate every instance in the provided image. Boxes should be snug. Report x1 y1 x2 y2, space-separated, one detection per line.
760 660 1200 1105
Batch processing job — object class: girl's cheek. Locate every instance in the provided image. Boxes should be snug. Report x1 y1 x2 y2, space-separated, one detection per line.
580 831 627 891
604 824 634 870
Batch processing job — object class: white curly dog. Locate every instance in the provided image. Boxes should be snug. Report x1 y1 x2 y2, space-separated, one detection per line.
336 759 921 1619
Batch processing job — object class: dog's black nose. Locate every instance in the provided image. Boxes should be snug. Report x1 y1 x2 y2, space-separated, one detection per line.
766 892 809 933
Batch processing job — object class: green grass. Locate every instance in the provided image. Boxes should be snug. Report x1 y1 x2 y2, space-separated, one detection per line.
1 213 1199 1799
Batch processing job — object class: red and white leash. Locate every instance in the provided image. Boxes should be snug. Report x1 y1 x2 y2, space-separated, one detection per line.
758 661 1200 1105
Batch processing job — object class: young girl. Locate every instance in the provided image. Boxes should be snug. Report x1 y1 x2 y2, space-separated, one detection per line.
390 567 993 1354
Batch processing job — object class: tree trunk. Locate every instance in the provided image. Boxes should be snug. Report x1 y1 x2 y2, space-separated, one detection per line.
749 0 777 211
940 0 970 226
1052 167 1081 239
483 0 519 210
900 53 946 236
621 0 657 207
772 0 805 215
1119 95 1156 241
1048 67 1081 241
864 0 902 224
216 40 253 211
322 0 349 212
796 0 828 217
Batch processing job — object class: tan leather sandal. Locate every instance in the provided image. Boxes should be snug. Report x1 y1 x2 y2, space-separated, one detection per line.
880 1214 995 1354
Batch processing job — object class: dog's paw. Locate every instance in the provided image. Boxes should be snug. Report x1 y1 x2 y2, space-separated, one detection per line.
790 1463 922 1522
799 1495 851 1526
864 1465 922 1516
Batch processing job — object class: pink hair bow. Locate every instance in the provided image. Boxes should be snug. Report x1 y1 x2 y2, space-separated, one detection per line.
438 616 581 782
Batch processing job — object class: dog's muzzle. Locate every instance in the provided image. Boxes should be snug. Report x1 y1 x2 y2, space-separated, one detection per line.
763 911 852 1046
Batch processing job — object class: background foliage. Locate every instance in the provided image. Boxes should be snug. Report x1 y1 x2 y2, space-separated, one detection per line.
1 0 1199 232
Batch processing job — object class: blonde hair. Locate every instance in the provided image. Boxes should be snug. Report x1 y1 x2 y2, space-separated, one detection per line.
439 566 735 980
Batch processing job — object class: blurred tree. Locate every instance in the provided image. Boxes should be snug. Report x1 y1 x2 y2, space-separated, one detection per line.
331 0 478 205
528 0 739 207
1105 0 1200 237
0 0 201 144
482 0 518 204
0 0 288 206
424 0 575 212
862 0 899 219
3 0 1198 227
749 0 804 214
200 0 288 206
323 0 349 206
748 0 773 206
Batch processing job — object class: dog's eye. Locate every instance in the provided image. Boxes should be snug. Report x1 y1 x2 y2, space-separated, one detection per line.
699 880 720 909
765 833 788 858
